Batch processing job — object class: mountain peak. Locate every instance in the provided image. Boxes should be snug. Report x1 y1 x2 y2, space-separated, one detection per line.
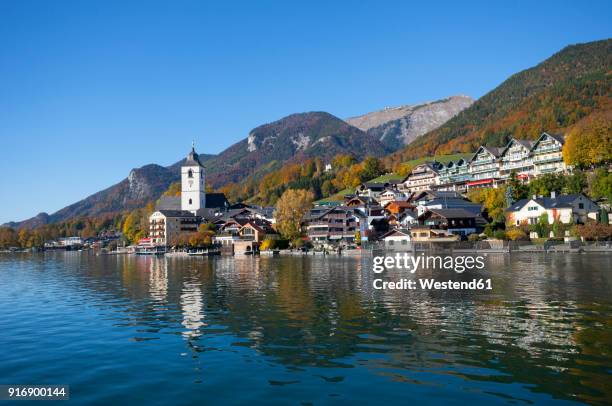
345 95 474 150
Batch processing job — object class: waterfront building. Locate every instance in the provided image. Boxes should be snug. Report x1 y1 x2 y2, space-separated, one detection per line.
506 192 600 226
306 206 362 244
381 229 412 250
149 210 200 246
409 226 460 242
418 208 481 237
149 145 228 246
415 197 483 217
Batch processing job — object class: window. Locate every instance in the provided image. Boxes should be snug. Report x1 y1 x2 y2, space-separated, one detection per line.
189 198 192 205
578 203 584 209
188 169 193 178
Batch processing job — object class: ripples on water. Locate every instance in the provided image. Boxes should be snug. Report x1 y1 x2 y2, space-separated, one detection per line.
0 252 611 405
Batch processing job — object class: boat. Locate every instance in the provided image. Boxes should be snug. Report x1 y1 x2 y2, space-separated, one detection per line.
135 246 166 255
187 249 220 257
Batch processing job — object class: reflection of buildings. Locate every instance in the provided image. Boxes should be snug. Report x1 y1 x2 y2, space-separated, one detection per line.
148 258 168 302
181 278 206 338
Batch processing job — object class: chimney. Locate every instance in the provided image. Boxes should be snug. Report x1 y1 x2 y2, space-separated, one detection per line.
532 194 537 200
551 191 556 199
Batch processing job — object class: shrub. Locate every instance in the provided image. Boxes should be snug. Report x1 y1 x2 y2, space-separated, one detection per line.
260 239 276 250
467 233 481 242
493 230 507 240
575 222 612 241
506 228 529 241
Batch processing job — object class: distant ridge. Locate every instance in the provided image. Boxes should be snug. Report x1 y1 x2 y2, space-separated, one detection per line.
346 95 474 149
392 39 612 161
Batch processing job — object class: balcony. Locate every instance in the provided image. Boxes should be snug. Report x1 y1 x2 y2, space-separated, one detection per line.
534 156 563 164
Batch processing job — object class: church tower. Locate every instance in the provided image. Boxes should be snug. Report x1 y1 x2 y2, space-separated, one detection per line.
181 143 206 215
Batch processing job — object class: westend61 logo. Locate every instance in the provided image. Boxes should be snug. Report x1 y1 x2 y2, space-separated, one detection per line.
372 253 492 291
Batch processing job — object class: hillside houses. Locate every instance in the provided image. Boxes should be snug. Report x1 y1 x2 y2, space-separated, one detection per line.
302 132 584 246
400 132 568 193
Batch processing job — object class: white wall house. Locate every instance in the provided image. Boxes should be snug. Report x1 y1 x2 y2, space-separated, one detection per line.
506 193 600 226
401 162 442 193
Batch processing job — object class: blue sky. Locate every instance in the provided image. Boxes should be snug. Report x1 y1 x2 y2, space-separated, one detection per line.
1 1 611 224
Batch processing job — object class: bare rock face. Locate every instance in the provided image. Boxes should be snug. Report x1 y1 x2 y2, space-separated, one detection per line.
346 95 474 150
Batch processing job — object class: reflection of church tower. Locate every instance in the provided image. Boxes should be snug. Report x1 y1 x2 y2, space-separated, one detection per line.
181 143 206 215
181 279 205 338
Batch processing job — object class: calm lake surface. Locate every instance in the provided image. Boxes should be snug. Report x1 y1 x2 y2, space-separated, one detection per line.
1 252 611 405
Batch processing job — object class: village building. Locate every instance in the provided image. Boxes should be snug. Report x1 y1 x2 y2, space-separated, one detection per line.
355 182 390 199
466 146 502 189
400 162 443 193
388 209 418 229
506 192 600 226
385 200 415 215
149 210 200 246
437 159 471 191
306 206 363 244
409 226 460 242
418 208 481 237
381 229 412 250
378 189 409 207
499 138 534 181
148 145 229 246
530 133 567 176
415 197 483 217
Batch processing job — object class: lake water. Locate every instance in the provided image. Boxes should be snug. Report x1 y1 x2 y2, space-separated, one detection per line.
0 252 611 405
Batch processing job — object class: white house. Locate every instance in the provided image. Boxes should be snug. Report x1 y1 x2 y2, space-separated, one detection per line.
378 189 408 207
381 229 412 250
506 192 600 226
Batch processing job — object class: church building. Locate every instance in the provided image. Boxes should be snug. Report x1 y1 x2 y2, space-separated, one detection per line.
149 144 229 246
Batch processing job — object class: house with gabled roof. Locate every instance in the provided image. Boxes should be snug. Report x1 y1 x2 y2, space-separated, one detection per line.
506 192 599 226
530 132 567 176
466 145 502 189
418 208 482 237
400 161 443 193
499 138 535 180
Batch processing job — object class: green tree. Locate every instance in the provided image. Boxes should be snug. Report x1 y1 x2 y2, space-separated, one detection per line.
590 168 612 201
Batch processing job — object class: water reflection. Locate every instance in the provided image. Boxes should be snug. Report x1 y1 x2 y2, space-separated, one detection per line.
0 252 610 404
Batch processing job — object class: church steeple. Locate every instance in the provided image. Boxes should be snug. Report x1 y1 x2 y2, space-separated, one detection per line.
185 142 204 167
181 143 206 214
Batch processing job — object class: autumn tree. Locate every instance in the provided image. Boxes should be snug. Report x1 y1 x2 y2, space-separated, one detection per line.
563 110 612 168
274 189 314 240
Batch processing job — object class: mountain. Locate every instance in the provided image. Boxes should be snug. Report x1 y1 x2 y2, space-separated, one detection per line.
3 164 184 229
346 95 474 150
203 111 391 188
5 112 387 228
391 39 612 162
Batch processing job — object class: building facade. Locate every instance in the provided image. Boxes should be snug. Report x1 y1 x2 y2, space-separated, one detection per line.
401 162 442 193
